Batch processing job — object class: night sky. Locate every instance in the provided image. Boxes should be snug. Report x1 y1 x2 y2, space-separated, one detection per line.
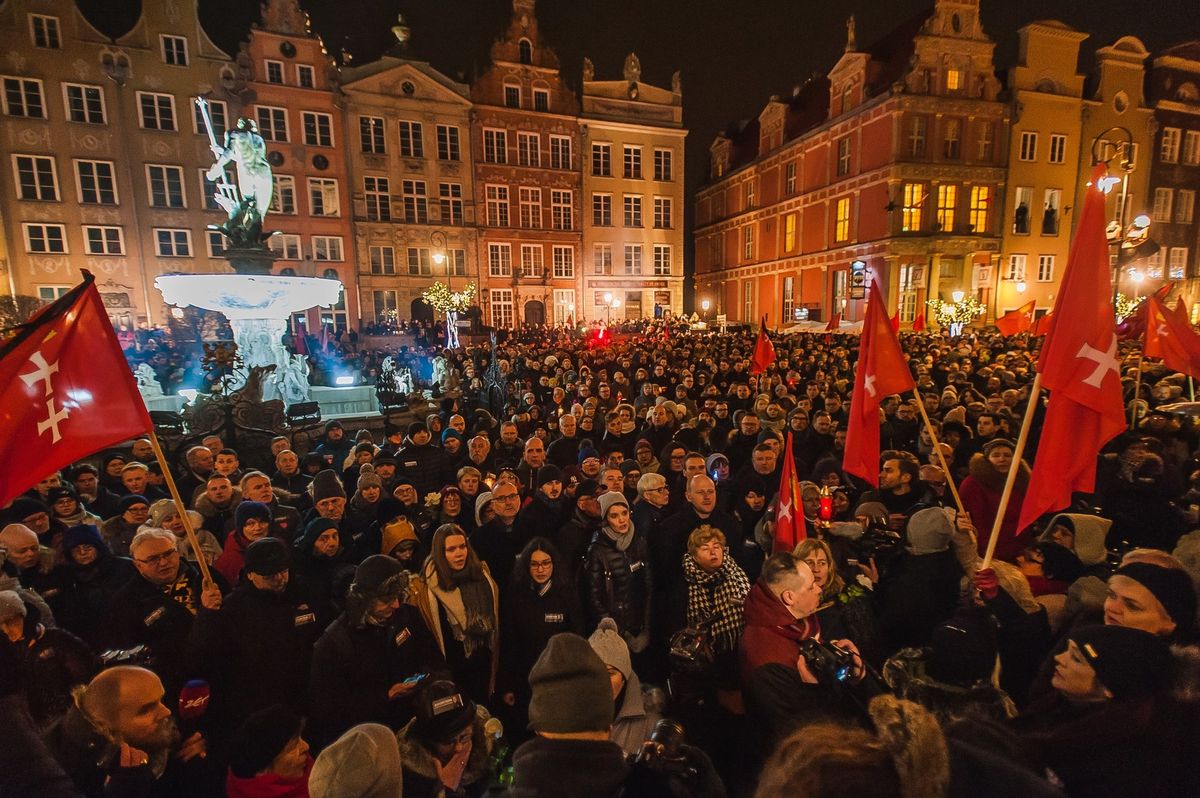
78 0 1197 304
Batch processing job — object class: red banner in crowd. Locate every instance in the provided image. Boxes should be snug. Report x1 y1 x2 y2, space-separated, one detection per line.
995 300 1036 336
1144 295 1200 379
0 272 151 508
773 432 806 552
825 312 841 332
912 312 925 332
750 316 775 374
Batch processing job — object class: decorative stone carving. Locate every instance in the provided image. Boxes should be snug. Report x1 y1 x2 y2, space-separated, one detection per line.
582 57 594 81
135 364 165 398
671 70 681 94
623 52 640 83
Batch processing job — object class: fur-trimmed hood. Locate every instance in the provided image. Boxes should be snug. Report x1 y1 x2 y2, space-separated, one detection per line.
396 706 494 795
967 453 1030 494
1038 513 1110 567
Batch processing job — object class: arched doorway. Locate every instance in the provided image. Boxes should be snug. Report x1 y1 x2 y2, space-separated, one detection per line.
410 298 434 325
524 299 545 326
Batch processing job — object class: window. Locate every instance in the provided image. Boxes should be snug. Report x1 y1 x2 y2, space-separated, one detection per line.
308 178 340 216
155 228 191 257
23 223 66 253
553 289 575 325
593 193 612 226
1161 128 1181 163
623 195 642 227
969 186 990 232
1006 254 1027 282
488 243 512 276
624 244 642 275
3 77 45 118
372 290 397 323
977 122 994 161
30 14 60 48
533 88 549 112
552 246 574 278
296 65 315 89
784 213 797 251
76 160 117 204
1013 186 1033 234
654 149 673 181
268 234 301 260
147 164 184 208
358 116 385 153
743 281 754 322
504 84 521 109
407 247 432 276
486 185 510 227
369 246 395 275
63 84 105 124
447 249 467 276
192 98 227 138
742 225 754 260
401 180 428 224
490 289 514 328
521 244 544 277
835 197 851 242
270 175 296 214
1048 134 1067 164
593 243 613 275
137 92 175 130
1037 254 1055 282
437 125 460 160
783 276 795 321
623 145 642 179
551 190 572 230
936 185 957 231
484 129 507 164
313 236 344 261
946 68 962 91
836 137 851 176
398 121 423 158
943 119 961 159
519 187 542 228
746 181 756 208
302 112 333 147
1177 190 1196 225
265 60 284 84
785 161 797 194
14 155 58 201
653 244 672 277
550 135 571 169
364 176 390 221
518 39 533 65
518 132 540 167
207 231 226 258
83 225 124 255
1152 189 1174 223
592 143 611 176
439 183 463 225
902 183 924 232
36 286 70 302
898 265 917 322
653 197 672 229
1168 248 1189 280
161 35 187 66
908 116 927 157
256 106 288 141
1184 131 1200 166
1019 131 1038 162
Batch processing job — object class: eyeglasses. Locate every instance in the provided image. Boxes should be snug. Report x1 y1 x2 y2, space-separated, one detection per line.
440 729 473 747
135 549 179 566
529 559 553 570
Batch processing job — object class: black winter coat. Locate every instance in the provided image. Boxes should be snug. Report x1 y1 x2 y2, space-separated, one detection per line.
499 580 584 694
656 507 742 594
395 443 454 499
59 553 136 648
874 549 962 653
584 530 652 636
553 509 599 583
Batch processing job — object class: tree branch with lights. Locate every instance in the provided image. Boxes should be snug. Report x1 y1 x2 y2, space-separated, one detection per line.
421 281 475 348
927 295 986 337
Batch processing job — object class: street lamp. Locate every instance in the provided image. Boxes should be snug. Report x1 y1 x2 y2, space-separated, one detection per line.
602 292 621 324
701 299 711 320
951 290 965 304
430 230 447 267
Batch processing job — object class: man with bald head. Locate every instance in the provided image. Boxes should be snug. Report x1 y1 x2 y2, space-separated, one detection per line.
0 523 68 618
515 436 547 495
657 475 745 591
44 665 211 795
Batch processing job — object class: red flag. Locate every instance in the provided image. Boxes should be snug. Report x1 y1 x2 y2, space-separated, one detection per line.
995 300 1036 336
773 432 807 552
825 312 842 332
890 312 900 333
913 312 926 332
292 321 308 356
1016 167 1126 532
1144 295 1200 379
0 273 151 508
1033 312 1053 336
749 316 775 374
843 280 916 481
1172 297 1190 325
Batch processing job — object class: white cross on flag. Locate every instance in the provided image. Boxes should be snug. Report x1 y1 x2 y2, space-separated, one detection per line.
0 272 151 507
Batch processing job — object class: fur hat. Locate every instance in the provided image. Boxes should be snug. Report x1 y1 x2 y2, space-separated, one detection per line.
310 470 346 503
243 537 290 575
527 633 614 734
867 695 950 798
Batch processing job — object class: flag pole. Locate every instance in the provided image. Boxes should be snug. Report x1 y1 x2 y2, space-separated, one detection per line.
147 429 214 585
911 389 965 514
980 373 1043 570
1129 353 1144 428
1190 376 1195 402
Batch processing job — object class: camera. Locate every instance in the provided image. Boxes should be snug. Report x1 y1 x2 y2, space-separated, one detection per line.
633 719 695 777
848 518 903 564
797 638 857 684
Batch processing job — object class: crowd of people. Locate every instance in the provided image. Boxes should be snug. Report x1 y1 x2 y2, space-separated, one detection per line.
3 322 1200 797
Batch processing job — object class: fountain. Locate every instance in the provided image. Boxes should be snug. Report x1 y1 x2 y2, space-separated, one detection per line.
155 100 342 404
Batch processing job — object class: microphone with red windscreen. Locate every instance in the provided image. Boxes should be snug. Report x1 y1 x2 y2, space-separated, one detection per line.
177 680 211 738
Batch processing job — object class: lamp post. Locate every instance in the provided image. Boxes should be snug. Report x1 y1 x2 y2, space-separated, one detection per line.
1090 127 1159 308
430 230 447 269
701 299 711 322
602 292 620 324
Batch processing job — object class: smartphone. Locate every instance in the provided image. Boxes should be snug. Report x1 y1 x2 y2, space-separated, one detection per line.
403 673 428 685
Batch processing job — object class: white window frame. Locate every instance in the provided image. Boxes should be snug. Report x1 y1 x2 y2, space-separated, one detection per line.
136 91 176 130
206 231 225 258
593 243 613 275
490 289 514 328
1037 254 1055 282
623 145 642 179
256 106 288 142
785 161 796 193
160 34 188 66
519 187 542 228
265 60 285 84
485 184 509 227
593 193 612 226
653 244 672 277
592 143 611 176
553 289 575 325
549 135 571 169
154 227 192 257
83 225 124 255
437 124 460 161
1153 188 1174 223
269 233 302 260
1176 189 1196 225
517 131 541 167
270 175 296 214
1019 131 1038 162
407 247 432 276
62 83 106 124
1161 127 1181 163
520 244 544 277
75 159 118 204
398 120 424 158
654 148 673 182
623 194 642 227
624 244 642 275
22 222 67 253
192 97 227 138
401 179 427 224
2 76 46 118
1184 131 1200 166
308 177 340 217
552 245 574 278
369 245 395 275
533 87 550 111
439 182 463 225
483 128 507 164
360 116 385 153
1168 248 1189 280
551 189 572 230
1006 254 1027 282
296 64 315 89
1048 133 1067 164
302 111 334 147
364 175 391 221
312 235 344 261
14 154 59 201
146 163 185 208
653 196 672 229
743 281 754 322
742 225 754 259
488 243 513 277
29 14 60 49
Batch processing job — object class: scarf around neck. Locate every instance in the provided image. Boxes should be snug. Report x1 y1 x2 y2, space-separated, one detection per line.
430 568 495 659
684 552 751 653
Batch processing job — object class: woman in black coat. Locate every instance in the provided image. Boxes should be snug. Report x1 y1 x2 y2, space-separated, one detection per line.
57 524 135 649
584 493 652 658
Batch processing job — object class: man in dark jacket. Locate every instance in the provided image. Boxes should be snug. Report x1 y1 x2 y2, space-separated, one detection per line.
270 449 313 497
395 422 454 500
314 420 354 470
545 413 582 468
874 508 964 652
517 466 567 539
472 481 529 588
308 555 447 748
239 471 302 543
58 524 136 649
553 479 604 585
657 476 742 592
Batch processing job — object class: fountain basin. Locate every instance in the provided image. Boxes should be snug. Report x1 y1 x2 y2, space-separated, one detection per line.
154 273 343 319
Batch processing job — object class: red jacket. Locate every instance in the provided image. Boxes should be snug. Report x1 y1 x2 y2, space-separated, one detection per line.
960 453 1032 564
738 581 819 683
225 757 312 798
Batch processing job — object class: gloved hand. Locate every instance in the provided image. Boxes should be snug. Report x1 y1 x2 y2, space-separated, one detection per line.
973 568 999 600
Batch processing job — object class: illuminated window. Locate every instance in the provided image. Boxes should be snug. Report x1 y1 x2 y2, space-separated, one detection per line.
902 183 924 232
946 68 962 91
784 213 797 251
969 186 990 232
936 185 957 231
834 198 850 242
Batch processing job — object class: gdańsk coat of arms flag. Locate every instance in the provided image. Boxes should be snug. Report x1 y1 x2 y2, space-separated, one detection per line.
0 271 151 508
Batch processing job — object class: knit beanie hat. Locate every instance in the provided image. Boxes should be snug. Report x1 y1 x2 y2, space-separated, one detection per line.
244 537 291 575
235 501 272 534
906 508 953 555
412 680 476 743
63 524 105 554
227 704 305 778
46 486 79 508
116 494 148 514
1072 624 1172 699
618 461 641 477
598 491 628 520
406 421 428 439
527 632 615 734
325 419 343 433
1113 562 1197 631
442 428 465 446
634 438 653 453
576 478 603 498
351 555 407 600
927 608 998 687
310 470 346 503
0 590 26 621
588 617 632 679
578 445 601 465
536 465 563 489
309 723 402 798
356 464 382 493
